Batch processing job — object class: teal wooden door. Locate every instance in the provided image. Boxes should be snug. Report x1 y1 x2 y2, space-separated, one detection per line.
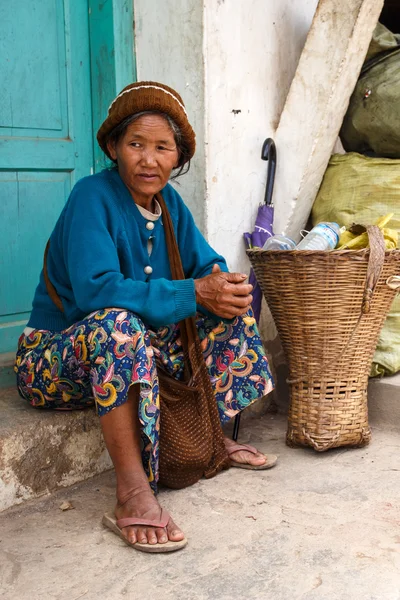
0 1 94 353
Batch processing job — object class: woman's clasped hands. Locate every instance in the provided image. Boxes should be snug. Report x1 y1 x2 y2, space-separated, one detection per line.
194 264 253 319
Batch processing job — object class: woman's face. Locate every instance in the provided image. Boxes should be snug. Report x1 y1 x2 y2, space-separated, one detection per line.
107 114 180 208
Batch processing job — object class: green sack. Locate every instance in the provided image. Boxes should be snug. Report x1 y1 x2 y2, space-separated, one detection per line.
340 23 400 158
370 300 400 377
312 152 400 377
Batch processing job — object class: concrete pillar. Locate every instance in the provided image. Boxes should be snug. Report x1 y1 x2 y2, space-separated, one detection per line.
272 0 384 239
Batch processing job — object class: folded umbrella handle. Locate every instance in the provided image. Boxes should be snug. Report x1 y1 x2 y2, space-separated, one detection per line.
261 138 276 207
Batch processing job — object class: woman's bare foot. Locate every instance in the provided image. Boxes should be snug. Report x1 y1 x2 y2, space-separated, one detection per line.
115 484 185 545
100 388 185 547
224 437 268 467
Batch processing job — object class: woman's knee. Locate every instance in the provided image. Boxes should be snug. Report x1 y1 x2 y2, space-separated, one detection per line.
88 308 147 335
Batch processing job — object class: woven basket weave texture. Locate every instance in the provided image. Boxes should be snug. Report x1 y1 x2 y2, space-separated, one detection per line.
248 244 400 451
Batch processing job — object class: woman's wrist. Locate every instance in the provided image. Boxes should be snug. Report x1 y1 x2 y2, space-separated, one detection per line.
173 279 197 321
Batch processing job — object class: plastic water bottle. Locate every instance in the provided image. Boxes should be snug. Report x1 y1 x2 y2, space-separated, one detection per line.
262 235 297 250
295 222 340 251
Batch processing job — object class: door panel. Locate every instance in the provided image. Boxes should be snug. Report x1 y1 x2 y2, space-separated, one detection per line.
0 0 93 353
1 1 67 135
0 171 71 315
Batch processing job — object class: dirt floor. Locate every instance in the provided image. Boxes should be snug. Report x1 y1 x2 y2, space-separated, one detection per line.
0 412 399 600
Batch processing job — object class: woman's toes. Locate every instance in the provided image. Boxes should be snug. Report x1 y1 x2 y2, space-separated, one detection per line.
170 528 184 541
253 453 267 465
167 519 185 541
230 448 267 466
124 527 137 544
146 528 158 545
156 528 168 544
136 527 148 544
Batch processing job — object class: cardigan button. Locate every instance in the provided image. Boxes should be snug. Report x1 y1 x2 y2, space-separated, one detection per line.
146 222 155 230
144 265 153 275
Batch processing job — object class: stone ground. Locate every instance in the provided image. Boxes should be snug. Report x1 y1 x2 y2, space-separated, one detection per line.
0 412 399 600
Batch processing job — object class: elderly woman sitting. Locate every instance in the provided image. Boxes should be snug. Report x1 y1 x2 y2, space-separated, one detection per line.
15 82 275 553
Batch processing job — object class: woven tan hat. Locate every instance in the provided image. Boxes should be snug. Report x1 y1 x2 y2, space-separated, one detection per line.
97 81 196 162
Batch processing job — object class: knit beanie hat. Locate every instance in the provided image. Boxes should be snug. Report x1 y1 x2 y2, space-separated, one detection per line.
97 81 196 162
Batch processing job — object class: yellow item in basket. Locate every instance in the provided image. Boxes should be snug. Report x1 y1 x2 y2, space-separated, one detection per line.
337 213 398 250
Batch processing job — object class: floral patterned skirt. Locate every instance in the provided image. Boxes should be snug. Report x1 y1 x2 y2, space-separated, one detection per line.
15 308 274 492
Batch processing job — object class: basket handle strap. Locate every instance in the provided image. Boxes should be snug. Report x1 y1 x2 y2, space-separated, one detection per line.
362 225 386 314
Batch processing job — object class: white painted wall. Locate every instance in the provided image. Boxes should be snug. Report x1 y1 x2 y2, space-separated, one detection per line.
203 0 319 273
133 0 206 229
134 0 319 271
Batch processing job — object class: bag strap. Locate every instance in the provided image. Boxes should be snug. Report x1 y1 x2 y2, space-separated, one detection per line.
43 192 197 374
155 192 185 281
156 192 197 354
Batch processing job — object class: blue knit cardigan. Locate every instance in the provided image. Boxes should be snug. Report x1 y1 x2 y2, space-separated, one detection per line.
28 168 228 331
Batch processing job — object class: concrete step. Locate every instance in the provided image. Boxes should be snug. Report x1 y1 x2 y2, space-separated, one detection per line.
0 352 17 389
0 383 274 513
1 367 397 513
0 387 112 512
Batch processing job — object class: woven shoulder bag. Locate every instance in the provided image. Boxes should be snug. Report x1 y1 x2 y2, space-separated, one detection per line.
43 191 230 489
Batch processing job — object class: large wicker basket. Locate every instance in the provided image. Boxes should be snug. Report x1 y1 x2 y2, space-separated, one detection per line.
248 226 400 451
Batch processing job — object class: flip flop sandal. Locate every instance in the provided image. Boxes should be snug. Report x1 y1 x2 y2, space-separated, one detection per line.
227 443 278 470
102 509 188 553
